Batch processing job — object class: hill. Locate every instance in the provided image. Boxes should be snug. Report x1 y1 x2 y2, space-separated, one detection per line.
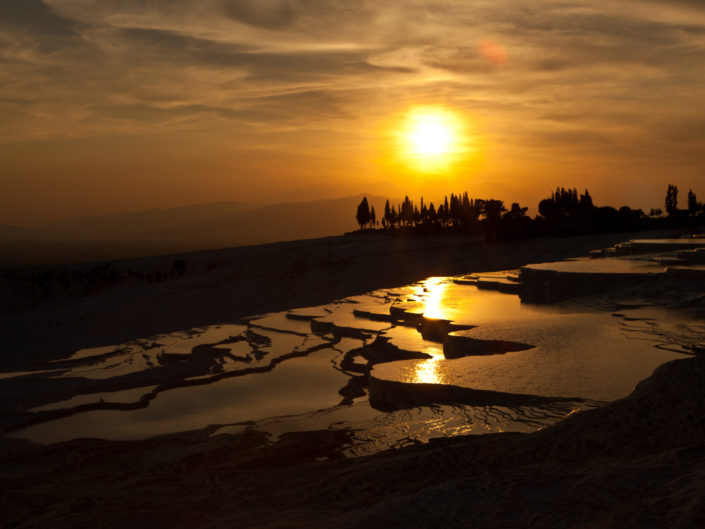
150 194 390 247
41 201 258 240
0 195 391 266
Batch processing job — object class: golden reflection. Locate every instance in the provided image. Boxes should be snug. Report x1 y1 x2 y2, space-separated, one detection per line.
413 357 444 384
422 278 448 320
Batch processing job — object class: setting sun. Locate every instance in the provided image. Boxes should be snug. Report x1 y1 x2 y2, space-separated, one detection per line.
397 106 467 173
409 116 453 155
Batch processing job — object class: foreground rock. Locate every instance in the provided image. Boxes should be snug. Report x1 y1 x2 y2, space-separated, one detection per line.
3 229 705 528
2 353 704 528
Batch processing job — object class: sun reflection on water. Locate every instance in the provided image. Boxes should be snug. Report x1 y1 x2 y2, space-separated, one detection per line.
413 357 445 384
409 278 451 385
420 278 448 320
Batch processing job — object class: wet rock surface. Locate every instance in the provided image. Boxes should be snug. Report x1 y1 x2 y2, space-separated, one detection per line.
3 233 705 527
443 332 534 358
3 241 704 448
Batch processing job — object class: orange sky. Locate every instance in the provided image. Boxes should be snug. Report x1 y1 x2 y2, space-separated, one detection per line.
2 0 705 225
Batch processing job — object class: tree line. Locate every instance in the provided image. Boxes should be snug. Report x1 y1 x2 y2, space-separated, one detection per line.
355 184 705 241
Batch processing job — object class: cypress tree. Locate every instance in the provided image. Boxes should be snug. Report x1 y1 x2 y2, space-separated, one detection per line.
356 197 371 229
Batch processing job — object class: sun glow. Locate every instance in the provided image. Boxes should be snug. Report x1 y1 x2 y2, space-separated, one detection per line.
397 106 467 172
409 118 452 156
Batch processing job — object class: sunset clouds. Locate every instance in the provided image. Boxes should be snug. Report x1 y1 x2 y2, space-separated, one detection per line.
2 1 705 223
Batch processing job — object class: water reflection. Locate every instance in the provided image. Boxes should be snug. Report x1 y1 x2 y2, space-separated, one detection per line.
420 278 447 319
412 278 454 384
7 270 697 453
413 357 444 384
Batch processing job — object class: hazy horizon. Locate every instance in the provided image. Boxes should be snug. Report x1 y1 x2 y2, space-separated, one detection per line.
3 1 705 226
7 192 382 228
0 194 397 265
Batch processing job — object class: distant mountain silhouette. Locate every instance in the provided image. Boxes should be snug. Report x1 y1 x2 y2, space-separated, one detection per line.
0 195 393 266
41 201 259 240
149 194 391 247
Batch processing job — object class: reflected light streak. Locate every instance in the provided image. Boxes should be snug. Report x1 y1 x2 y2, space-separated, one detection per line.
422 278 448 320
413 278 450 384
413 357 444 385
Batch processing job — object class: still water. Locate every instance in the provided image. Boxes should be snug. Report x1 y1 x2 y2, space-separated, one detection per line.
4 274 695 454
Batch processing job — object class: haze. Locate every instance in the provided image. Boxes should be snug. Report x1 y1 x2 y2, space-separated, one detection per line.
2 0 705 226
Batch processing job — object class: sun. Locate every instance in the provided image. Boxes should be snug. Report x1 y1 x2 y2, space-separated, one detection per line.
397 106 466 172
409 116 453 156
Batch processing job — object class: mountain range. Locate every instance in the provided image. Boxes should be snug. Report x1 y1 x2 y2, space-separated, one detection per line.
0 194 391 265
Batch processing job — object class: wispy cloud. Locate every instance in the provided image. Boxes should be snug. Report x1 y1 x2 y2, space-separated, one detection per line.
1 0 705 222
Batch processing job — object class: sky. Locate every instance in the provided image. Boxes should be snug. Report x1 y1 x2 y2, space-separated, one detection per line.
2 0 705 225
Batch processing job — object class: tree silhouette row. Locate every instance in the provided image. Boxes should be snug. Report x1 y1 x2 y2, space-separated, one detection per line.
355 184 705 241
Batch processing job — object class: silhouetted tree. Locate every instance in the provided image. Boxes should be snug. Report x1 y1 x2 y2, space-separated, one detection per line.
449 193 461 227
579 189 593 209
483 199 506 223
401 196 413 226
505 202 528 219
479 199 506 241
538 187 577 220
413 205 421 226
499 202 531 239
437 204 446 226
537 187 596 234
473 198 486 221
665 184 679 216
459 192 481 227
351 184 693 241
594 206 619 232
538 198 555 219
356 197 371 229
618 205 641 230
428 202 437 224
688 189 698 216
420 197 429 226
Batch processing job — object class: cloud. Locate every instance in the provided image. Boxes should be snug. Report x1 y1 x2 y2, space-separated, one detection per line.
221 0 297 30
652 117 705 144
123 27 406 80
0 0 76 36
1 0 705 221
